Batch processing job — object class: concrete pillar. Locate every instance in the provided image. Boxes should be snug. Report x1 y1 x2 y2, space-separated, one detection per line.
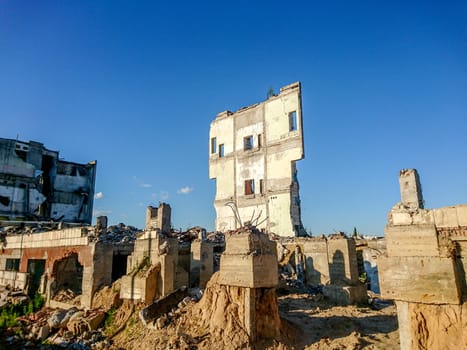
399 169 424 209
190 240 214 288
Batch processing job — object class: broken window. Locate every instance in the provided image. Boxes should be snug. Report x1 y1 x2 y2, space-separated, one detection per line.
15 149 27 161
289 111 297 131
245 179 255 195
211 137 217 154
0 195 10 207
244 135 253 151
219 144 225 157
5 259 20 271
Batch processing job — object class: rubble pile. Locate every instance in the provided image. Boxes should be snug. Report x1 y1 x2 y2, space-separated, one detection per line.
0 281 125 349
97 223 141 244
0 287 29 309
52 289 81 305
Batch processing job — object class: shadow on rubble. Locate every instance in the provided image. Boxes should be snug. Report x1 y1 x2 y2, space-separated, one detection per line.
278 296 336 313
280 312 398 346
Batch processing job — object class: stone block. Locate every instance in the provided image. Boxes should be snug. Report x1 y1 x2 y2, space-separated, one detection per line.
379 255 461 304
120 263 160 304
190 241 215 288
391 212 413 225
327 238 359 285
433 207 459 228
457 205 467 227
322 284 367 305
385 224 439 257
301 239 330 285
219 254 278 288
223 233 276 256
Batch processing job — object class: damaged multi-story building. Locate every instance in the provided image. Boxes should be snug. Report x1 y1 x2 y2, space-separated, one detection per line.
209 82 306 237
0 138 96 223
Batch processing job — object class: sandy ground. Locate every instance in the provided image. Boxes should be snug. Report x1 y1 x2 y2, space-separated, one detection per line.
278 293 399 350
110 292 399 350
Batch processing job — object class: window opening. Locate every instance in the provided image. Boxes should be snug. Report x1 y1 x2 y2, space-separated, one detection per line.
219 144 225 157
245 179 255 195
244 135 253 151
6 258 20 271
211 137 217 154
289 111 297 131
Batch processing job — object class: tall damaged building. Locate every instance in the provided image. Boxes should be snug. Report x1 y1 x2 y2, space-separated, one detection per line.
0 138 96 224
209 82 306 237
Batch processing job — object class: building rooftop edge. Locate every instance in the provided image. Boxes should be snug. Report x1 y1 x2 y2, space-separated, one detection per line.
214 81 301 120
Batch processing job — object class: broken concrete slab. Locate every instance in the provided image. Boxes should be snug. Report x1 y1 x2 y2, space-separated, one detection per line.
385 224 439 257
379 255 461 304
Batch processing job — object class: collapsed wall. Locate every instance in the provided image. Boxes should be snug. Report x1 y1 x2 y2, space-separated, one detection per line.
379 169 467 350
0 218 136 309
278 235 367 304
120 230 178 304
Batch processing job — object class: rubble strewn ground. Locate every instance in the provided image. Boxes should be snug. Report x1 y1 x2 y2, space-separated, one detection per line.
1 277 398 350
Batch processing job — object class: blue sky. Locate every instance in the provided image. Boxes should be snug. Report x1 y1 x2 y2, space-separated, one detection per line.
1 1 466 235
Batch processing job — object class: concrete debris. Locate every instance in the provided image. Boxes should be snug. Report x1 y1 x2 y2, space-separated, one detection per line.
97 223 141 244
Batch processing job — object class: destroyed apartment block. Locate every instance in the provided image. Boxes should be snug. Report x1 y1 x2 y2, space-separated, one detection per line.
0 218 135 309
209 82 306 237
0 138 96 224
378 169 467 350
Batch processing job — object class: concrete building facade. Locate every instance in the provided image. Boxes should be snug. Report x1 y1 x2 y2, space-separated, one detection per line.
0 138 96 224
209 82 305 236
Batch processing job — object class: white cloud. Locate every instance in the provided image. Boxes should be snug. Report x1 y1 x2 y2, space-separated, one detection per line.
94 192 104 200
92 209 112 217
177 186 194 195
140 183 152 188
160 191 169 200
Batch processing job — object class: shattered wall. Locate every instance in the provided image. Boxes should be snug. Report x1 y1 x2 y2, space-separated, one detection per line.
378 169 467 350
145 203 171 233
279 235 367 304
209 82 305 237
0 138 96 223
120 230 179 303
0 224 129 308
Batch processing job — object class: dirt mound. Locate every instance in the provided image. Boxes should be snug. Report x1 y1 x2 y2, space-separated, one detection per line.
176 272 296 349
92 279 122 310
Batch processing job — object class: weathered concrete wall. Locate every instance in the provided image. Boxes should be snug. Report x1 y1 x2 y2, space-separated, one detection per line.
4 227 90 250
145 203 171 233
281 238 330 285
327 238 359 285
0 270 28 289
399 169 424 209
209 82 305 236
378 169 467 350
120 263 160 304
219 232 278 288
121 231 178 302
0 227 117 309
190 240 214 288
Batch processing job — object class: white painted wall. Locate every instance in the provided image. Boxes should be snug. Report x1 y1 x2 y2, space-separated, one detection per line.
209 83 305 236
